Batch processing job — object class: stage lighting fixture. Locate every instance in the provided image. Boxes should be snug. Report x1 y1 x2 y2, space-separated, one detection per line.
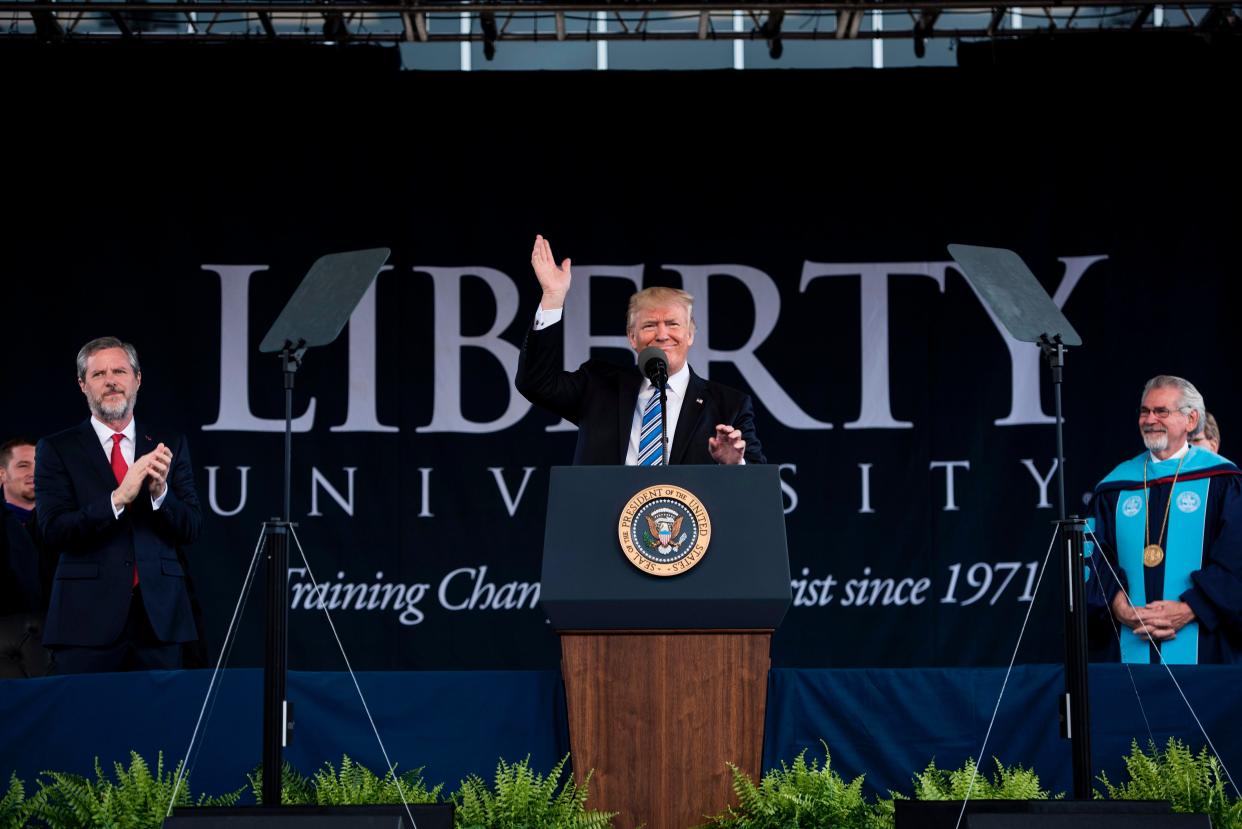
322 10 348 41
32 8 65 40
481 10 497 60
759 9 784 59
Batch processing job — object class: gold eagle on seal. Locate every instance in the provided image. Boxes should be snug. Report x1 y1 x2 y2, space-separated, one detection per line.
645 513 684 552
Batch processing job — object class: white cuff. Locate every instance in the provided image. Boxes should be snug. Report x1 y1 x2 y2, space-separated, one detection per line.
534 306 563 330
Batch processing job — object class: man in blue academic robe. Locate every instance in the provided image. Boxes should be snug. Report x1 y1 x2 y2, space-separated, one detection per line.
1086 375 1242 664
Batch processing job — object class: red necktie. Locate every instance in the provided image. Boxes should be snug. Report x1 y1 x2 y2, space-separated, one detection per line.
110 434 139 587
110 433 128 484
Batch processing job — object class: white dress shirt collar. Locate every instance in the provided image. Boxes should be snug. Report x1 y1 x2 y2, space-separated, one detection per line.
640 362 691 400
90 416 135 449
1150 441 1190 464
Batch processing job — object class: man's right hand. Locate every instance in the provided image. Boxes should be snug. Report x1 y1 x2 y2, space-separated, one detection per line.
532 234 572 310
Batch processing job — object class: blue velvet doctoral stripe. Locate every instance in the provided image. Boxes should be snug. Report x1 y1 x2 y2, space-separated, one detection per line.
1162 477 1208 663
1113 475 1208 664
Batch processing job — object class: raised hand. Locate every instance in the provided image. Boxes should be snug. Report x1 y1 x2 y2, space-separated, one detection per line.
531 234 572 309
708 423 746 465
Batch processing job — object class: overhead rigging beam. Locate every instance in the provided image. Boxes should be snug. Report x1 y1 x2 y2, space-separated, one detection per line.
0 0 1189 13
2 0 1210 42
256 9 277 36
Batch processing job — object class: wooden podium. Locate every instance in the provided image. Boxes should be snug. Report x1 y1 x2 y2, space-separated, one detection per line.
541 466 791 829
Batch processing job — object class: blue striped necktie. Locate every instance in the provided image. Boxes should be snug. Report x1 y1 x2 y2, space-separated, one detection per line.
637 386 664 466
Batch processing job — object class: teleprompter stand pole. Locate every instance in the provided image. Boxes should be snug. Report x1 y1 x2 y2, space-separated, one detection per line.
1040 334 1092 800
260 342 304 807
1056 516 1092 799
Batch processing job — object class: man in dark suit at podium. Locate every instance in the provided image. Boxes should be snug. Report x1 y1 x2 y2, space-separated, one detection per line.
516 235 765 466
36 337 202 673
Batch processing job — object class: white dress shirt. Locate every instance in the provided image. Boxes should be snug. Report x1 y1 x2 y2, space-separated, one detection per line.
625 365 690 466
1150 442 1190 464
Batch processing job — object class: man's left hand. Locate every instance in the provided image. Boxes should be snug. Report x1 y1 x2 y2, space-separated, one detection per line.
1141 599 1196 633
144 443 172 499
708 424 746 465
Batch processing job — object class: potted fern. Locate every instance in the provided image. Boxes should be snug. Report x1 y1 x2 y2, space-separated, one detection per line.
453 755 615 829
27 752 240 829
700 745 884 829
1098 738 1242 829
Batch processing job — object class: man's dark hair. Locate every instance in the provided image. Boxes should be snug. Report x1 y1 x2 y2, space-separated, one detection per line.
0 436 37 468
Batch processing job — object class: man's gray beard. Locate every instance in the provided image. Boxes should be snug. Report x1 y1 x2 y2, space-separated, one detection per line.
1142 431 1168 452
93 394 134 424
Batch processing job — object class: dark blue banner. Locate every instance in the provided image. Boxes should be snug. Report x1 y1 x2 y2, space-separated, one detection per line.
4 62 1239 671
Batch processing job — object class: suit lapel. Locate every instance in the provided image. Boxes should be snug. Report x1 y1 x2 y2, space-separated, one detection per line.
76 419 119 491
132 425 160 513
617 369 642 464
134 424 156 464
671 371 708 465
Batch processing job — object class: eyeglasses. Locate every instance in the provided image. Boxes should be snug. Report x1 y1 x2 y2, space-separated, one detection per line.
1137 406 1188 419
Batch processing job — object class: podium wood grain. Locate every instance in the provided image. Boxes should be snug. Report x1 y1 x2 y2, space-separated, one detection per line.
559 630 771 829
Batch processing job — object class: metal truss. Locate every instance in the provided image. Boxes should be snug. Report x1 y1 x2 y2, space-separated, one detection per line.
2 0 1238 46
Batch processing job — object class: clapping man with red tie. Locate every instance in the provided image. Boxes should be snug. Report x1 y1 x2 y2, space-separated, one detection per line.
37 337 202 673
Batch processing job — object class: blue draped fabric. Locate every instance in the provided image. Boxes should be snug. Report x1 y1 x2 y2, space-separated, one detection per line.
762 665 1242 796
3 666 1239 802
0 669 569 798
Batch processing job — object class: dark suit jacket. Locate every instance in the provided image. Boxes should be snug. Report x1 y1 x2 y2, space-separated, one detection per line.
1 507 45 615
36 420 202 647
515 322 765 465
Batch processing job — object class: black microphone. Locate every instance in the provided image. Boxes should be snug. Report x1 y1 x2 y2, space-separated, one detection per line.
637 346 671 464
637 346 668 387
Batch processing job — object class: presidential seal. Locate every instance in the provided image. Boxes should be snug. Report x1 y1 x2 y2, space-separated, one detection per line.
618 485 712 576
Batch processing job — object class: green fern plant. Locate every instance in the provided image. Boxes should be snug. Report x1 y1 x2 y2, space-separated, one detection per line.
700 745 883 829
311 756 442 806
907 757 1054 801
452 755 614 829
247 761 315 805
867 756 1058 828
1 774 31 829
30 751 241 829
1098 738 1242 829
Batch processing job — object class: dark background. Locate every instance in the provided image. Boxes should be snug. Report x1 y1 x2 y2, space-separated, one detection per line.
4 37 1239 670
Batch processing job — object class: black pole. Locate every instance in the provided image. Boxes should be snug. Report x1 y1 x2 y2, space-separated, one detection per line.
658 383 670 466
260 521 289 805
1042 335 1092 799
283 349 294 524
1051 342 1067 522
1058 517 1093 799
261 344 300 806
